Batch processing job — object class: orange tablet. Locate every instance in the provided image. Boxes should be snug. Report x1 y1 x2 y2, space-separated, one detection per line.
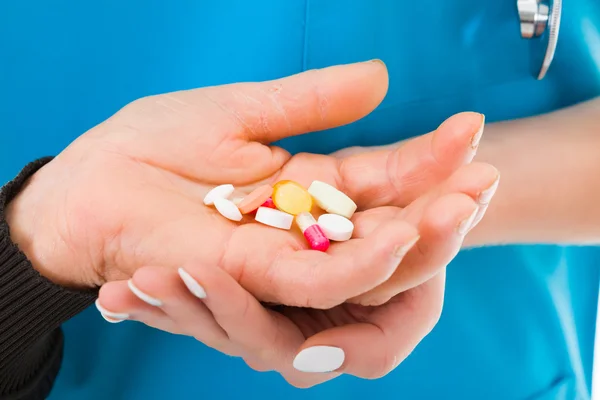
237 185 274 214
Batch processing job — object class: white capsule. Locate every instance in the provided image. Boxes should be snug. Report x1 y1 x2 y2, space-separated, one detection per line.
255 207 293 230
307 181 357 219
318 214 354 242
214 198 243 222
203 184 235 206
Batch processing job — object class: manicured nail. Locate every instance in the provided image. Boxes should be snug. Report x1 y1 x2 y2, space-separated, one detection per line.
293 346 345 373
470 113 485 150
95 299 129 323
457 207 479 235
178 268 207 299
478 174 500 206
127 280 163 306
393 235 420 258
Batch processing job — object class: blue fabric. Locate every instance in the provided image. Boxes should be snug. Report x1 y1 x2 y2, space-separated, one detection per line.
2 0 600 398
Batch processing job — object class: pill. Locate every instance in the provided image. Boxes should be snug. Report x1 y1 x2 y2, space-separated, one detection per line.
296 212 330 252
260 197 276 209
237 185 273 214
204 184 235 206
255 207 294 230
272 180 313 215
214 197 243 221
307 181 357 219
318 214 354 242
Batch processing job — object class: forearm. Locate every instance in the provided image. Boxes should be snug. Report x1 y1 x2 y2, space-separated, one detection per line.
467 98 600 246
0 159 97 400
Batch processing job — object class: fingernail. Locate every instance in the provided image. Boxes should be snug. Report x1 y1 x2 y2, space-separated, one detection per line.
95 299 129 323
477 174 500 205
178 268 207 299
369 59 385 66
393 235 420 258
470 113 485 150
457 207 479 235
127 280 163 306
293 346 345 373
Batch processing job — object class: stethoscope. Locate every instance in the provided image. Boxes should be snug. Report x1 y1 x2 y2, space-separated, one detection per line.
517 0 562 79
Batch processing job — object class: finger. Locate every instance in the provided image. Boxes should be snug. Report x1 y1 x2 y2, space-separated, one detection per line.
292 272 446 379
352 193 477 305
231 217 420 309
124 266 249 354
351 162 499 234
277 112 485 209
201 60 389 144
176 262 304 367
338 112 485 208
97 280 181 334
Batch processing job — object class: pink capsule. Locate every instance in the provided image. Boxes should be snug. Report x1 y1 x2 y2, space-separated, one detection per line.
260 197 276 209
296 212 330 252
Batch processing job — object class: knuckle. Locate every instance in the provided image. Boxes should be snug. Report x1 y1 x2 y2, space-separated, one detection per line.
243 358 273 373
423 292 444 335
284 375 319 389
367 352 398 379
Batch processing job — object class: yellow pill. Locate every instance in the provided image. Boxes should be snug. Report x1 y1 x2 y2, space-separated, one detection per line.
272 180 313 215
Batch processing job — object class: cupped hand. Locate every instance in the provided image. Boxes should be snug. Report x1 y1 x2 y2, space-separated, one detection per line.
7 60 494 310
91 73 499 388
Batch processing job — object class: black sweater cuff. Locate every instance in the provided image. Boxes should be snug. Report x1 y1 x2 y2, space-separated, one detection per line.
0 158 98 400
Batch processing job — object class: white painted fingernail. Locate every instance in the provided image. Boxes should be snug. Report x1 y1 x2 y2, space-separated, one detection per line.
177 268 207 299
127 279 163 306
95 299 129 323
293 346 345 373
457 207 479 236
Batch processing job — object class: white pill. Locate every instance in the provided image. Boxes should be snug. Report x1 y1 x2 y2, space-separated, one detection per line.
318 214 354 241
203 184 234 206
214 198 243 221
255 207 293 230
307 181 357 219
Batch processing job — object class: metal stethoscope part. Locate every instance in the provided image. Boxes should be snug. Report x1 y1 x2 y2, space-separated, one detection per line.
517 0 562 80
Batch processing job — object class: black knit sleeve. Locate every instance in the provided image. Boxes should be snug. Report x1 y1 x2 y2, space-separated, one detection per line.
0 159 98 400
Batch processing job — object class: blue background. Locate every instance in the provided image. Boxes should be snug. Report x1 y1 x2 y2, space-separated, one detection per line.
1 1 600 398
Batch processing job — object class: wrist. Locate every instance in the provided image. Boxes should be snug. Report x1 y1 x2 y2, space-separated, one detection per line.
3 160 100 290
466 99 600 246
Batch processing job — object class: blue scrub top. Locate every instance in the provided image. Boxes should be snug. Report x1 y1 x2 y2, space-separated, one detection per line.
2 1 600 399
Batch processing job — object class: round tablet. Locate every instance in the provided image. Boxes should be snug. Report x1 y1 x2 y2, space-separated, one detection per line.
203 184 235 206
317 213 354 241
255 207 294 230
214 197 243 221
238 185 273 214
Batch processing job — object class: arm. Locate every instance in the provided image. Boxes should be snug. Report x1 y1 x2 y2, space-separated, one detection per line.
0 159 97 400
467 97 600 247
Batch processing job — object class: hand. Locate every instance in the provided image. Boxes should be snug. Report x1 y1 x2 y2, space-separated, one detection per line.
95 112 498 389
7 61 415 309
6 60 487 309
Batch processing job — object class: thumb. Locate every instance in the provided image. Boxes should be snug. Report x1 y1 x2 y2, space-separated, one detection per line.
199 59 389 144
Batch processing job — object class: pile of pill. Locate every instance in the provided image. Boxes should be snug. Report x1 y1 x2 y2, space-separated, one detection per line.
203 180 356 252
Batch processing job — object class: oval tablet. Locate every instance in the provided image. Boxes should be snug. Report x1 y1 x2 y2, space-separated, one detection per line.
272 180 313 215
214 197 243 222
307 181 357 219
204 184 234 206
255 207 293 230
317 213 354 241
238 185 273 214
